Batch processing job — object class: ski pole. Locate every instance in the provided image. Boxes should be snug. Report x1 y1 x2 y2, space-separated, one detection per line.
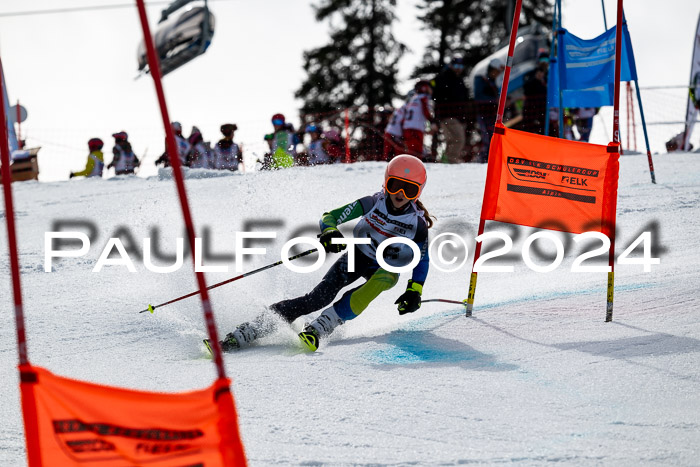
423 298 468 307
139 248 318 314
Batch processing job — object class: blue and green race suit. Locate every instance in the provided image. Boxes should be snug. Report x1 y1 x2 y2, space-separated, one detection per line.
271 192 429 323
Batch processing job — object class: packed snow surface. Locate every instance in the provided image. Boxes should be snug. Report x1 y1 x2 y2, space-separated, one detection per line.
1 153 699 465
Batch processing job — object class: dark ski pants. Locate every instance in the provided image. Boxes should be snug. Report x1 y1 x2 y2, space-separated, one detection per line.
271 249 399 324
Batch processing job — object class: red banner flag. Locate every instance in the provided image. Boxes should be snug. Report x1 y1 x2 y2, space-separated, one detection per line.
19 365 247 466
481 125 619 236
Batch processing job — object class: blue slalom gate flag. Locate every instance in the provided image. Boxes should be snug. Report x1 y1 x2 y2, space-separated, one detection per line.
548 24 638 108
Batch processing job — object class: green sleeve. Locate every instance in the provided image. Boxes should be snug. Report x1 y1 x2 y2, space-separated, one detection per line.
319 199 367 232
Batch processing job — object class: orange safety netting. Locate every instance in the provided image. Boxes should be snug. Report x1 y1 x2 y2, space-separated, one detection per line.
19 365 246 467
481 124 620 236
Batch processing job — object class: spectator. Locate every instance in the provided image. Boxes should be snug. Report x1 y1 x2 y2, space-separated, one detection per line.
213 123 244 171
402 80 436 160
574 108 597 142
474 58 504 162
259 133 275 170
155 121 191 168
383 104 406 161
70 138 105 179
269 113 295 169
108 131 140 175
432 56 470 163
187 126 211 168
323 129 345 163
306 125 333 165
522 59 549 135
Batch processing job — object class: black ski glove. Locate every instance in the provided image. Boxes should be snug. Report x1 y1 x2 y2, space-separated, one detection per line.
395 280 422 315
69 172 75 179
318 228 346 253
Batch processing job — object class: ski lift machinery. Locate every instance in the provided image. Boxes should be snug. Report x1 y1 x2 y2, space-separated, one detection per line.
137 0 215 77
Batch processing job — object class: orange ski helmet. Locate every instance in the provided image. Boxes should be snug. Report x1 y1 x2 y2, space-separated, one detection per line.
384 154 427 199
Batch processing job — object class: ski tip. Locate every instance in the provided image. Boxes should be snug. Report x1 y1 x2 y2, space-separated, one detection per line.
298 331 319 352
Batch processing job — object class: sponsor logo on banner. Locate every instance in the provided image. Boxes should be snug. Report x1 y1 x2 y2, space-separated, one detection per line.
52 418 203 461
506 157 600 204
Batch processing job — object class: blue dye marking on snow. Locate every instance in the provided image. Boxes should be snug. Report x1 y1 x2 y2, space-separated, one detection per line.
366 281 658 365
466 281 657 314
365 331 480 365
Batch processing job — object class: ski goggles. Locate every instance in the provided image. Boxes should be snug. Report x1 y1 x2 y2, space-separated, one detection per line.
385 176 422 199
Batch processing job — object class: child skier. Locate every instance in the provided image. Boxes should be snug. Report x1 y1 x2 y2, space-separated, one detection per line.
214 155 433 352
69 138 105 179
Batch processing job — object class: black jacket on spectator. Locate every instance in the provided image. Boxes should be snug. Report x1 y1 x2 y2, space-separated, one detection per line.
522 69 548 135
432 67 470 121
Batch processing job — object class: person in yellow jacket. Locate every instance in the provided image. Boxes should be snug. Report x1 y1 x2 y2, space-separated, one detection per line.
70 138 105 179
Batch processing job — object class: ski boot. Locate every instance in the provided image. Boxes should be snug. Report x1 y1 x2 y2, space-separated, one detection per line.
204 322 259 355
298 307 344 352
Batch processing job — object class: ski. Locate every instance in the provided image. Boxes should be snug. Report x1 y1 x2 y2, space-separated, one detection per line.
203 337 316 358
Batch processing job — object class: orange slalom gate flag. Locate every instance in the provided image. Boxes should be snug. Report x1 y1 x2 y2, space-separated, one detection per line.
19 365 247 466
481 125 619 236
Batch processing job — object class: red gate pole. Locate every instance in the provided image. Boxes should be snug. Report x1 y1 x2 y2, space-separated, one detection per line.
606 0 624 322
0 57 28 366
465 0 523 317
135 0 227 378
344 108 351 163
495 0 523 126
1 55 42 467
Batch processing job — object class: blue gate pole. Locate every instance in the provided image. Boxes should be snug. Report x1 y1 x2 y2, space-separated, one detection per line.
633 80 656 183
622 12 657 183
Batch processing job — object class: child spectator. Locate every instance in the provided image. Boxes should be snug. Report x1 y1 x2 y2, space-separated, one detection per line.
213 123 244 171
402 80 436 160
322 129 345 163
107 131 140 175
70 138 105 179
260 133 275 170
269 113 295 168
155 121 191 168
306 125 332 165
383 103 406 161
187 126 211 168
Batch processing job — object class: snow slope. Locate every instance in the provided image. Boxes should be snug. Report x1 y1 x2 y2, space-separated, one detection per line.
1 153 699 465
